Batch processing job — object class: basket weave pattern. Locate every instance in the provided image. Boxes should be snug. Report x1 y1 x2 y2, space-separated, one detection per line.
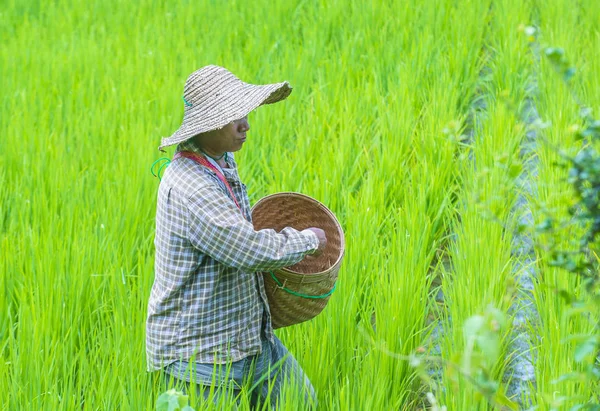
251 193 345 329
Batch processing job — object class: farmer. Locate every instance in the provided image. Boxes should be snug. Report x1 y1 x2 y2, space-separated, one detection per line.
146 65 327 408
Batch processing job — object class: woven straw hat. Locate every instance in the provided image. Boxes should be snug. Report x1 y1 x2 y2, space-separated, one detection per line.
159 65 292 151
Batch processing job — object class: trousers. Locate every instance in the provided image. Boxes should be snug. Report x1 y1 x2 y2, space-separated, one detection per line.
163 335 317 409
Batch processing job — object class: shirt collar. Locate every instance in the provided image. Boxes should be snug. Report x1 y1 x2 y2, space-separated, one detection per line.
176 139 204 156
176 139 238 178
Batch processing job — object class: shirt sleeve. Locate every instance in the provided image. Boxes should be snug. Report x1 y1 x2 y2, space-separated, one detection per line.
186 184 319 272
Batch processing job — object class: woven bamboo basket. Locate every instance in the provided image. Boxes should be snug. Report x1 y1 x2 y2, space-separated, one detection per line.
251 192 345 329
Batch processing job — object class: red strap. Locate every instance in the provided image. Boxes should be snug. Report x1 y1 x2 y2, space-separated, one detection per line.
174 151 242 212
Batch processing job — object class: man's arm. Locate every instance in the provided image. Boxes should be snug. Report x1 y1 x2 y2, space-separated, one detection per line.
186 184 320 272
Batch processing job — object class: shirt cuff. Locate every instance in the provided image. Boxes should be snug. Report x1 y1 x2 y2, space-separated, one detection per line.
300 229 320 254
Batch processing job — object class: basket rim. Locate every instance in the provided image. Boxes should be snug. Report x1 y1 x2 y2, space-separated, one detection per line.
251 192 345 276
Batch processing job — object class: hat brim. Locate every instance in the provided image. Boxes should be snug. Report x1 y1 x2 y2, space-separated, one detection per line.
158 81 292 151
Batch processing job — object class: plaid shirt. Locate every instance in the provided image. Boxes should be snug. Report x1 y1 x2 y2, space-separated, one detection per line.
146 141 319 372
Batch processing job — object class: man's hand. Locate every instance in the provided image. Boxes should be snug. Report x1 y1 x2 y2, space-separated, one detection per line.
306 227 327 256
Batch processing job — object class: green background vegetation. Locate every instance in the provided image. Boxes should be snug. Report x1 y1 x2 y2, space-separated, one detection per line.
1 0 599 409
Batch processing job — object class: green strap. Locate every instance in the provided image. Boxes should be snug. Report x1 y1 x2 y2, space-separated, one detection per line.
269 272 336 299
151 157 171 181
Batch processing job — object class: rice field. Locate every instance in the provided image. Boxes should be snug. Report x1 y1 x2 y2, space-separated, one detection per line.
1 0 600 409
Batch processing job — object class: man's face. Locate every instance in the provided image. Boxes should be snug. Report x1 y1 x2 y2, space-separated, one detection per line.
195 116 250 154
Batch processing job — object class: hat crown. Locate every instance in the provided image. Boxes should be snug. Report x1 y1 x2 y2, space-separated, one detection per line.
183 65 240 107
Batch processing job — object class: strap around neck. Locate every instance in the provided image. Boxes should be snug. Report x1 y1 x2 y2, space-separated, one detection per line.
173 151 242 213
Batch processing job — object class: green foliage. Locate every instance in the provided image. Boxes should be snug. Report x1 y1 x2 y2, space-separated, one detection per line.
2 0 600 409
545 48 577 82
364 305 518 409
447 307 518 409
156 389 195 411
536 45 600 408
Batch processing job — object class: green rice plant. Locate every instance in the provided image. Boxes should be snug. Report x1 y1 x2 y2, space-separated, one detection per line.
530 75 592 410
429 4 535 406
3 0 599 409
438 98 523 409
526 1 600 407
